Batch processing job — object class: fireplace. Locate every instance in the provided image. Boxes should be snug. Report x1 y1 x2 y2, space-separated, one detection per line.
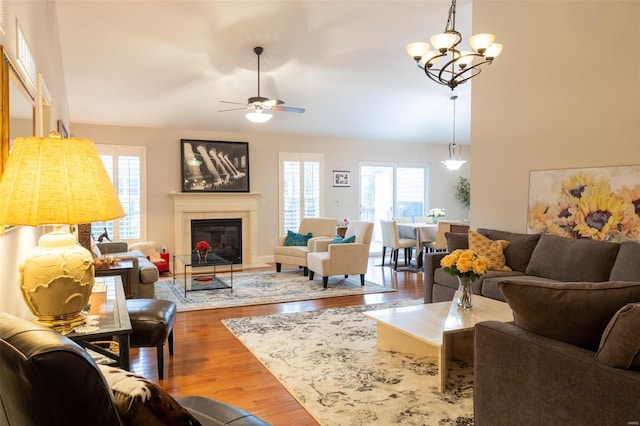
171 192 261 268
191 218 242 265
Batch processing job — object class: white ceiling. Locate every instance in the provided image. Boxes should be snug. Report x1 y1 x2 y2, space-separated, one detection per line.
55 0 475 144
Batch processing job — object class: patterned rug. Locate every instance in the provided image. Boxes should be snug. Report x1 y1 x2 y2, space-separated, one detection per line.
154 270 396 312
223 300 474 425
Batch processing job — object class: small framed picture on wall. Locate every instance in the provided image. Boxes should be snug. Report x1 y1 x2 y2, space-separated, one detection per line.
333 170 350 187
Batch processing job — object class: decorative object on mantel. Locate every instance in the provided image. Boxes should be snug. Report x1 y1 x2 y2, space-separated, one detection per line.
528 165 640 241
442 95 466 171
218 46 306 123
440 249 488 309
0 132 125 331
406 0 503 90
195 240 211 263
181 139 249 193
455 176 470 209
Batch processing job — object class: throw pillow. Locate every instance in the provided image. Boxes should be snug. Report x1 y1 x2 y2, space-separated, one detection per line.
445 232 469 252
596 303 640 370
284 230 312 246
332 235 356 244
98 365 201 426
468 229 511 271
498 280 640 351
129 241 159 257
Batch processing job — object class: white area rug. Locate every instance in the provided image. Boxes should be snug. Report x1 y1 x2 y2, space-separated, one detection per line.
154 270 395 312
223 300 474 425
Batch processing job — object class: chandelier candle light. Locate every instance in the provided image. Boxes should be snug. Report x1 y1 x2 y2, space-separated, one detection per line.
406 0 503 90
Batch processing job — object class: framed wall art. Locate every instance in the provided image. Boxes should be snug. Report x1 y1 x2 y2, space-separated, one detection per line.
527 164 640 241
333 170 350 187
181 139 249 192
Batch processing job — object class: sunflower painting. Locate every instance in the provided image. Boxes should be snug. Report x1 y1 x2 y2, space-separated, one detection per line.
528 165 640 241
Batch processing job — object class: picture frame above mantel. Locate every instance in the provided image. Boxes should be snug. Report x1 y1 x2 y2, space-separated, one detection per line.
180 139 249 193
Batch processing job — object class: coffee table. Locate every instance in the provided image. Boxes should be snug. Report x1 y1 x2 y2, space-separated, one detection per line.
173 253 234 297
364 295 513 392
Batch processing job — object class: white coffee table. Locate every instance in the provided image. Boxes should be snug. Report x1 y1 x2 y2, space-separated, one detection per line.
364 295 513 392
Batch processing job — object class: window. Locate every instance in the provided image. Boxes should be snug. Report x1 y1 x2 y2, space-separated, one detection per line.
360 163 428 245
91 145 146 242
279 152 324 234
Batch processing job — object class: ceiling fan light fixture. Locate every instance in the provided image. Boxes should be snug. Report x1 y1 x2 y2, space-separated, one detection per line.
246 111 273 123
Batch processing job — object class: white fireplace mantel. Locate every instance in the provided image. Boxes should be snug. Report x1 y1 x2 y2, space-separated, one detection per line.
170 192 261 267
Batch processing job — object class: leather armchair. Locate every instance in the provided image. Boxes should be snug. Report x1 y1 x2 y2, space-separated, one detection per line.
307 221 374 288
0 312 270 426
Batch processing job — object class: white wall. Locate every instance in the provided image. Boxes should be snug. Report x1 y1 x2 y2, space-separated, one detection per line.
471 0 640 232
70 122 470 261
0 0 69 317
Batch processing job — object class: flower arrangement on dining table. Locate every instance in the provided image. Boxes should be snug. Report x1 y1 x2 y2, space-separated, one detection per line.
427 208 446 218
440 249 488 309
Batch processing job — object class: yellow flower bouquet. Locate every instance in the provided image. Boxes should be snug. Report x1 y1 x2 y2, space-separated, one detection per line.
440 249 488 309
440 249 488 280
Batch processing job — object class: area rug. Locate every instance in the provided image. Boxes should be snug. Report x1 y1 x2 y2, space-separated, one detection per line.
223 300 474 425
154 270 395 312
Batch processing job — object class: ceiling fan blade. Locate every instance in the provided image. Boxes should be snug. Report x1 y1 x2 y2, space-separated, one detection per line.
262 99 284 107
219 100 247 106
272 105 305 113
218 107 247 112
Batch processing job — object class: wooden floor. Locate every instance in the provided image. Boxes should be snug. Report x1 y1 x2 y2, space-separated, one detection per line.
130 255 424 425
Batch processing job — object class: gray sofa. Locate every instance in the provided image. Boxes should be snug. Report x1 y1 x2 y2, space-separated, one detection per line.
423 228 640 303
423 229 640 425
96 242 159 298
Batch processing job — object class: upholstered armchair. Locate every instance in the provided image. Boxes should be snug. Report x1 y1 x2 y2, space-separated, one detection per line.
273 217 337 276
307 220 374 288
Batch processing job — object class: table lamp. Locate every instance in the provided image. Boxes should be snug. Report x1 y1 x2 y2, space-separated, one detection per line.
0 132 124 330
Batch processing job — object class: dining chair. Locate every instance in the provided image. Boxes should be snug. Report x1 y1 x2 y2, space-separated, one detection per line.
393 217 412 223
424 221 450 253
413 216 434 224
380 219 415 270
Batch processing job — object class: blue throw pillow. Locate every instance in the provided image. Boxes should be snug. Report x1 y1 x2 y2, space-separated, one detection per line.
332 235 356 244
284 230 313 246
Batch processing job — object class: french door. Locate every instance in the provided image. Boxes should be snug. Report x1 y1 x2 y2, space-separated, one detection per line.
360 163 428 250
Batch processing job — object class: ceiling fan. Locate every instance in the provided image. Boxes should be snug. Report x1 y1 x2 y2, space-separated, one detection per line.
219 46 305 123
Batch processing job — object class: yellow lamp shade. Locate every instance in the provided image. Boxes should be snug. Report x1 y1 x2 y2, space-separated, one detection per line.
0 136 124 226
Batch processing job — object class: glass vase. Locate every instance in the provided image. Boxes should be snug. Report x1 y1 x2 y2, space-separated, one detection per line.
198 250 208 264
456 276 473 309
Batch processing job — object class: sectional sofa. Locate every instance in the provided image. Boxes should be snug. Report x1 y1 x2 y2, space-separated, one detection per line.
423 229 640 425
423 228 640 303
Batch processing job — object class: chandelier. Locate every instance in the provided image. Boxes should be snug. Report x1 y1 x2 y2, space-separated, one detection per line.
442 95 466 171
406 0 503 90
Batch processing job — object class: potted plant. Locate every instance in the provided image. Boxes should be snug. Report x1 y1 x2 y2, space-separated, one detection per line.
195 240 211 262
455 177 470 209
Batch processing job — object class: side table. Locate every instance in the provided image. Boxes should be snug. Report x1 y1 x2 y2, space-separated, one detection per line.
66 276 132 370
95 260 134 298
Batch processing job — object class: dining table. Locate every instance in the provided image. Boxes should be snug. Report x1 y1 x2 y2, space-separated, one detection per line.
397 223 438 268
